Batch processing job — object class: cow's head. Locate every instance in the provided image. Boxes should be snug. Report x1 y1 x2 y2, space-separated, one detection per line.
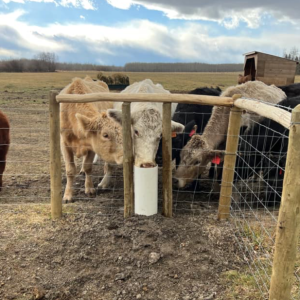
108 108 184 168
238 74 252 85
76 112 123 165
174 134 215 188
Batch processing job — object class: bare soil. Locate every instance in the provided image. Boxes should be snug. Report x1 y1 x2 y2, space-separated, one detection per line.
0 87 246 300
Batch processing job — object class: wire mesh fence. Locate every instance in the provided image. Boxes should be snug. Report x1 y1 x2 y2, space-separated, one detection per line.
229 100 300 299
0 107 50 204
167 109 226 214
2 88 300 299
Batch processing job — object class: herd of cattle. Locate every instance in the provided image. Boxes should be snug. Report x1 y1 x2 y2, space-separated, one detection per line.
0 76 300 205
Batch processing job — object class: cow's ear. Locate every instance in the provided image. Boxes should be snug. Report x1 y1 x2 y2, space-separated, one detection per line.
107 109 122 125
76 113 94 137
171 121 184 133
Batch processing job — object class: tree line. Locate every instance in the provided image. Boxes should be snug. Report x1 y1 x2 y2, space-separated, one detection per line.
123 62 243 72
1 50 299 74
0 52 243 73
0 53 57 72
283 47 300 74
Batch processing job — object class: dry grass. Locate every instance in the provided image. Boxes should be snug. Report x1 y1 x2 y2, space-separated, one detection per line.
2 71 298 94
222 215 300 300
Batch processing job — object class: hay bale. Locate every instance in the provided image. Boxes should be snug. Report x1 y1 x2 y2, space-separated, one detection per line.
112 73 130 85
97 73 111 84
97 72 103 80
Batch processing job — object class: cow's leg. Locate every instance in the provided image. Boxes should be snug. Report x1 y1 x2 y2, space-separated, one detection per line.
61 142 76 203
98 162 113 189
82 151 96 197
0 161 5 192
0 147 7 192
80 154 98 175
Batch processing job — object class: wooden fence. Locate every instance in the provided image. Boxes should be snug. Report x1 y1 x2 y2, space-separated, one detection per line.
51 90 299 300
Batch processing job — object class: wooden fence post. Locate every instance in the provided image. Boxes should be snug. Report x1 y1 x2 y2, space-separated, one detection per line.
122 103 134 218
269 105 300 300
162 103 172 217
217 96 242 221
49 91 62 220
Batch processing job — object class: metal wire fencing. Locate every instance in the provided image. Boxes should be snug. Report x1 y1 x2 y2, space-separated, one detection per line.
165 109 227 214
229 102 300 299
0 107 50 204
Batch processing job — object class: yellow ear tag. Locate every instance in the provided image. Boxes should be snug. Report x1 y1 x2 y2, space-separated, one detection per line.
172 132 177 138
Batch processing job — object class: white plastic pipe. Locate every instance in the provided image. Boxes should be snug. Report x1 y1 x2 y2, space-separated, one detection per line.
134 165 158 216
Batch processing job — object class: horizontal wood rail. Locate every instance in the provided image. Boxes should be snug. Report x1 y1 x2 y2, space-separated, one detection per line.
234 98 291 129
56 93 292 129
56 92 233 106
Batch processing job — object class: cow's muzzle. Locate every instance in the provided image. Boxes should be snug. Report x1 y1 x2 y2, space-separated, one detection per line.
140 162 156 168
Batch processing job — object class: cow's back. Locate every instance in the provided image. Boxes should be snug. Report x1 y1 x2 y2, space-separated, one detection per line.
115 79 176 114
221 81 286 104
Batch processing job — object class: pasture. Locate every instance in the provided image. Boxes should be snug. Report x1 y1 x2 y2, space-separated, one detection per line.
0 72 299 300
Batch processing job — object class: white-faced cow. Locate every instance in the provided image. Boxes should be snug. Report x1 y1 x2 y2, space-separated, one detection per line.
108 79 184 167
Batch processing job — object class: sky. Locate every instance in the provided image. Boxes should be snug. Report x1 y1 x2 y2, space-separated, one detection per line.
0 0 300 65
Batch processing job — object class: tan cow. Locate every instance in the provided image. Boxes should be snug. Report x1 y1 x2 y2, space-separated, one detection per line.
60 77 123 203
238 74 252 84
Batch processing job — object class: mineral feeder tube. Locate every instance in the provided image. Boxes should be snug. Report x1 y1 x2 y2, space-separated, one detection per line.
134 165 158 216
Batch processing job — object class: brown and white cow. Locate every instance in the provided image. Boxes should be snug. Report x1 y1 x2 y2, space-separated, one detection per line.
175 81 287 188
108 79 184 168
60 77 123 203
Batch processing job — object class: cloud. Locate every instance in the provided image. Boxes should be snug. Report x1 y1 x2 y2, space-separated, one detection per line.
0 10 299 65
105 0 300 28
2 0 96 10
0 10 71 54
106 0 132 10
80 15 85 19
0 48 18 57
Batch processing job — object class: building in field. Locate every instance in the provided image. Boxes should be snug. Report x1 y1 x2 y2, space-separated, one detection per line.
243 51 299 86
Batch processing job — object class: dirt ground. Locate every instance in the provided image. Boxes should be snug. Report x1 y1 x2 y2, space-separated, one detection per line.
0 78 262 300
0 205 245 300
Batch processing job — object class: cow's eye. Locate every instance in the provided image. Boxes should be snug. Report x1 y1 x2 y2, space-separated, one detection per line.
103 133 109 138
134 130 139 136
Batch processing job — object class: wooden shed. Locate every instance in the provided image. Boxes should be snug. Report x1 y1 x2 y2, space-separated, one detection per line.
243 51 298 86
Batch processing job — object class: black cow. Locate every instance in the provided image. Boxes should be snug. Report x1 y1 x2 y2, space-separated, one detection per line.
278 83 300 98
235 96 300 204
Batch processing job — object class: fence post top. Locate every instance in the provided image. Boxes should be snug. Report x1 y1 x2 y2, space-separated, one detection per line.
293 104 300 113
232 94 242 101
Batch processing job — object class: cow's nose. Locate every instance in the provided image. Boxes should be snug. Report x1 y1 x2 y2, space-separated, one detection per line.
140 162 156 168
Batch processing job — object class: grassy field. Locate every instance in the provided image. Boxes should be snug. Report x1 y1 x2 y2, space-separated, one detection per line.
4 71 300 94
1 71 299 95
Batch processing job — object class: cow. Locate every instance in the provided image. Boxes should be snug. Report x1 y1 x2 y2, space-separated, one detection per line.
156 87 221 167
60 77 123 203
238 74 252 84
278 82 300 98
0 110 9 191
235 96 300 205
175 81 287 188
108 79 184 168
